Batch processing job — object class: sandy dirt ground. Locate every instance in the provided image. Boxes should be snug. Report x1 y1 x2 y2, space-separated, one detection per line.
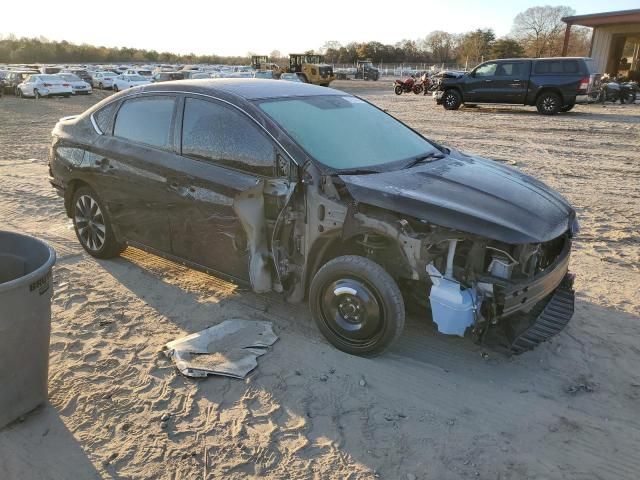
0 81 639 480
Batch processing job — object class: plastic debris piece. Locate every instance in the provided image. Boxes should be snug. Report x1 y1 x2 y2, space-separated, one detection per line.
164 320 278 379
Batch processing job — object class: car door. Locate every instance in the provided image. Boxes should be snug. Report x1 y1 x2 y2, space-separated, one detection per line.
464 62 498 102
21 76 34 95
167 96 284 281
90 94 179 253
492 61 530 103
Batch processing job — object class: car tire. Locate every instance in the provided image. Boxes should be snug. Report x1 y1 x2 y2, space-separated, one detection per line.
560 103 575 112
394 85 403 95
309 255 405 357
72 186 125 259
17 88 23 98
536 92 562 115
98 82 103 89
442 89 462 110
113 84 119 92
34 88 40 100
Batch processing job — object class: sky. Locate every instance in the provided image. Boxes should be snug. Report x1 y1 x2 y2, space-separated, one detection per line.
1 0 638 56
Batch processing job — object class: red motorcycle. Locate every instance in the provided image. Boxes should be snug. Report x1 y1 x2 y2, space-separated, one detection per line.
393 77 423 95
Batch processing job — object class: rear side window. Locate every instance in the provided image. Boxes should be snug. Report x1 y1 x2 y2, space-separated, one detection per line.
534 60 580 75
181 97 275 176
114 96 176 149
93 102 118 134
496 63 523 77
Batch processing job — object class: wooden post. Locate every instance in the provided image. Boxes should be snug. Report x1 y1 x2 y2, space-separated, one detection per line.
562 23 572 56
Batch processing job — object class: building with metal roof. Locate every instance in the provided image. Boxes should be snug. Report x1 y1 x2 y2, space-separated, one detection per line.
562 9 640 78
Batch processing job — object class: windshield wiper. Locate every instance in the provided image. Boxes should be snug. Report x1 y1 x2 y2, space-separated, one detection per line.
337 168 380 175
403 152 445 169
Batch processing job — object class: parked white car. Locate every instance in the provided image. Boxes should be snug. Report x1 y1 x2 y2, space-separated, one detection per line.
17 74 72 98
91 71 118 89
56 73 92 95
112 74 152 91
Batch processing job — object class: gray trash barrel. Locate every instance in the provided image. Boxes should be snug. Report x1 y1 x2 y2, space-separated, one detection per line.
0 231 56 429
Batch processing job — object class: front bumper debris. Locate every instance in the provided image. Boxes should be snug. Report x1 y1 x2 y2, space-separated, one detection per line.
506 275 575 354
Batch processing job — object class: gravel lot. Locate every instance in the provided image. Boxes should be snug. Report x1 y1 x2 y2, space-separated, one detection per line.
0 82 639 480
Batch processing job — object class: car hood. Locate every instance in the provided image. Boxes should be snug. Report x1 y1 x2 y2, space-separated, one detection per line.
339 151 575 244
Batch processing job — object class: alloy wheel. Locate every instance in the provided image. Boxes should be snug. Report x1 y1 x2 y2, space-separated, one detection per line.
74 194 106 251
444 93 457 107
542 96 558 112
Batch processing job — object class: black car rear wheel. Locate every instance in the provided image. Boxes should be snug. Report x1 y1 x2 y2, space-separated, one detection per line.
72 186 125 259
442 89 462 110
309 255 405 356
536 92 562 115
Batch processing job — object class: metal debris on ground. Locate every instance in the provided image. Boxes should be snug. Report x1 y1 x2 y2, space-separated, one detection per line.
164 320 278 379
566 382 596 395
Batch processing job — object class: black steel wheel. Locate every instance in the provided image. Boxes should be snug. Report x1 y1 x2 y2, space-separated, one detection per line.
536 92 562 115
309 255 405 356
442 89 461 110
72 186 125 259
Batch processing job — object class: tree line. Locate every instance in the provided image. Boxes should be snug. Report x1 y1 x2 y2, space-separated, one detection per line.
0 6 591 66
323 6 590 66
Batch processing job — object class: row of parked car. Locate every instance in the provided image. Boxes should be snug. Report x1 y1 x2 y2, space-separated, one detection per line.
0 64 305 98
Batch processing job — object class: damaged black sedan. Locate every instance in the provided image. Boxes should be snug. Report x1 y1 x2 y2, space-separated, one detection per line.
49 79 578 356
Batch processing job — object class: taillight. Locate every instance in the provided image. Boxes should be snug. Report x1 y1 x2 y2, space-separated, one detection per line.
63 83 70 87
43 83 52 87
578 76 589 93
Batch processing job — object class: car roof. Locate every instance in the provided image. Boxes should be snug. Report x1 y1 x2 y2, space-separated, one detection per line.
491 57 590 62
140 78 344 100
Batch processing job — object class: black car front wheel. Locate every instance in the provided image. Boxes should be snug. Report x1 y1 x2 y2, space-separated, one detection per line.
536 92 562 115
442 90 462 110
309 255 405 356
72 186 125 259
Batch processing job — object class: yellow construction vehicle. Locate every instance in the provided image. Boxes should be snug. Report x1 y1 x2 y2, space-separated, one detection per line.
287 54 335 86
251 56 282 75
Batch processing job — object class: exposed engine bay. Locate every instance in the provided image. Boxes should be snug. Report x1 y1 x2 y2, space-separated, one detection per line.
259 159 576 353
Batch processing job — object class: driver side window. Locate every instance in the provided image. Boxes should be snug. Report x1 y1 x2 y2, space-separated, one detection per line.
181 97 278 177
475 63 497 77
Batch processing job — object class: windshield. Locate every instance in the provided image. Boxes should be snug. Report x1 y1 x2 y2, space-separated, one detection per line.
258 95 439 171
60 74 81 82
38 75 62 82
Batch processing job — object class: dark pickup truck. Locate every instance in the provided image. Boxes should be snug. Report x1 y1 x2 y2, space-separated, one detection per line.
435 57 601 114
